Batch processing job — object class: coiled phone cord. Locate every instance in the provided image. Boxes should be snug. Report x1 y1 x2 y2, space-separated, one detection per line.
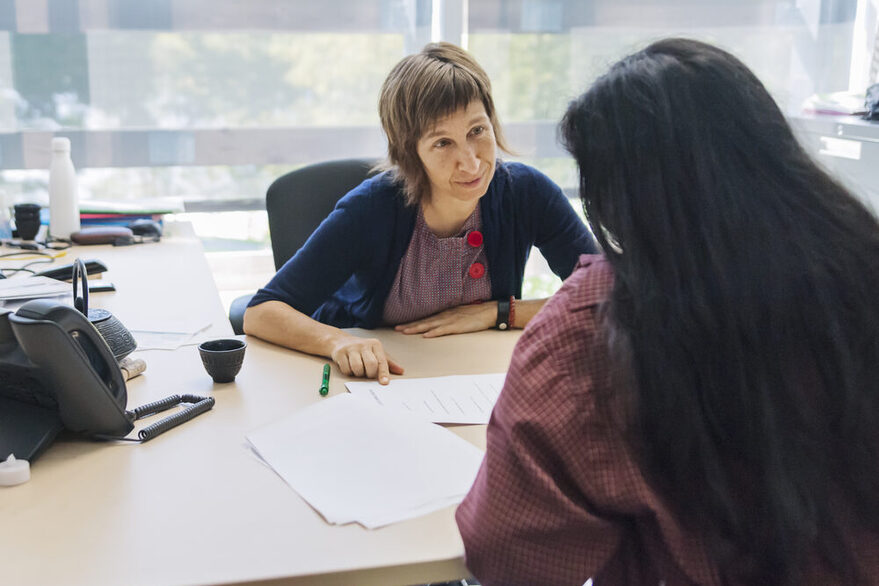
132 394 215 442
95 394 215 443
130 394 185 419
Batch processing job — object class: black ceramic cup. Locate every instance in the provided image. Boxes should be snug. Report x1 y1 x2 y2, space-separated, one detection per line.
198 338 246 383
14 203 41 240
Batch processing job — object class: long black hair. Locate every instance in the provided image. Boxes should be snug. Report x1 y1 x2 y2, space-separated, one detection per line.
561 38 879 584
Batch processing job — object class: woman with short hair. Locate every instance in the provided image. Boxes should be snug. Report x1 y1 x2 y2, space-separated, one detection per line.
457 38 879 585
245 43 596 383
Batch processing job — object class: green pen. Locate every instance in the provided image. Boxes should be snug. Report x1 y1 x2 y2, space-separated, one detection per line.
319 363 330 396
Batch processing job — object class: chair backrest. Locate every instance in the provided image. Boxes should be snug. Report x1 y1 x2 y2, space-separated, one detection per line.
265 158 378 270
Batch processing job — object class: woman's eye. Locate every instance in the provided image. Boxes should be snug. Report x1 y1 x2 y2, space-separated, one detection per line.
470 126 485 136
435 139 450 148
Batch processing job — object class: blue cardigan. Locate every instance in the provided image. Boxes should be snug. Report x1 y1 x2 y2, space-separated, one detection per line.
249 161 597 328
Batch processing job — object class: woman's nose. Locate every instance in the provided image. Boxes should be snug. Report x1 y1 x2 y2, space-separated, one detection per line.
458 144 479 173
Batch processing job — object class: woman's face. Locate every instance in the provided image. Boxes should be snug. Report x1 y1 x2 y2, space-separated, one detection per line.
416 100 497 207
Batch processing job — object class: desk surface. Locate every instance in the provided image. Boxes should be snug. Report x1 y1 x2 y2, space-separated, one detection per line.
1 224 521 586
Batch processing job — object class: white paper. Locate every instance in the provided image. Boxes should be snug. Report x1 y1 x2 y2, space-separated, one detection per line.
129 330 213 351
345 373 506 424
125 315 211 336
246 393 485 529
0 276 71 300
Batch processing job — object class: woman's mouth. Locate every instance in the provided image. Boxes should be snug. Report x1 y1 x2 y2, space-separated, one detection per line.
457 174 483 188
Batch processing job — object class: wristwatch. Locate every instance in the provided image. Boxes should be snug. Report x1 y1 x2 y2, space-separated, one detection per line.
495 298 510 330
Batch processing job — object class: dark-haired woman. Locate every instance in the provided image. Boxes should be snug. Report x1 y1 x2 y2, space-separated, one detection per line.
457 38 879 585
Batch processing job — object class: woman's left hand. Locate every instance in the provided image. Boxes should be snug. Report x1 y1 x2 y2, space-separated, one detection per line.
394 302 497 338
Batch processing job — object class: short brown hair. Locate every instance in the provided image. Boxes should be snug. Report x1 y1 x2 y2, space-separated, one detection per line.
378 42 510 205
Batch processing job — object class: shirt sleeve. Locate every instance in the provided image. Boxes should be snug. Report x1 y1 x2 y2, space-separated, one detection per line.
527 167 598 279
248 187 368 317
456 265 625 586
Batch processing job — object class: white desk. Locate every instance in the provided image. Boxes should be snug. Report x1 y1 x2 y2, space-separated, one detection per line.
1 223 522 586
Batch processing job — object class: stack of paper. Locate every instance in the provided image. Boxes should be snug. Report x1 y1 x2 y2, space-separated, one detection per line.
0 276 71 301
346 373 505 424
246 393 485 528
801 91 866 116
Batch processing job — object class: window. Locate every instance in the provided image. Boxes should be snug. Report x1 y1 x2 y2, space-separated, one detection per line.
0 0 870 299
466 0 862 192
0 0 432 211
0 1 865 209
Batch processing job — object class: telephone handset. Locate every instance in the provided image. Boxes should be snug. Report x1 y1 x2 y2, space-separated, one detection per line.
9 299 133 437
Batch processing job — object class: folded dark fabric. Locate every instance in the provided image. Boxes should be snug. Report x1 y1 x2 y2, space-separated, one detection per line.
864 83 879 120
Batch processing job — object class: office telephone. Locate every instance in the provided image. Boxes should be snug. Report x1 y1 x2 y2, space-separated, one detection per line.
0 299 213 463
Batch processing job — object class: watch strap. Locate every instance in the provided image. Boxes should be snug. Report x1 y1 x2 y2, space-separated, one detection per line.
495 298 511 330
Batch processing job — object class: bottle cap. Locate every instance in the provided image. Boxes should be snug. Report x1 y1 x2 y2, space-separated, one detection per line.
51 137 71 151
0 454 30 486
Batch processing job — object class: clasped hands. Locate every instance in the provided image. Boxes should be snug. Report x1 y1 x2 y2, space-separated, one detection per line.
330 301 498 384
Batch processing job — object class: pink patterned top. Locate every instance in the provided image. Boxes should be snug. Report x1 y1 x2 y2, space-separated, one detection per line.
382 205 492 325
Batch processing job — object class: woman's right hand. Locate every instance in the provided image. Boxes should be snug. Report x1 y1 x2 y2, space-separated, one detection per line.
330 334 404 385
244 300 404 385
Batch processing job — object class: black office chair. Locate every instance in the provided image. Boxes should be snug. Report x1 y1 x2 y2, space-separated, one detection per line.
229 158 378 335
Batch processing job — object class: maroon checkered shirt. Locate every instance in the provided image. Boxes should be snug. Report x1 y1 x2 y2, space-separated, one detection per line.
456 255 879 585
